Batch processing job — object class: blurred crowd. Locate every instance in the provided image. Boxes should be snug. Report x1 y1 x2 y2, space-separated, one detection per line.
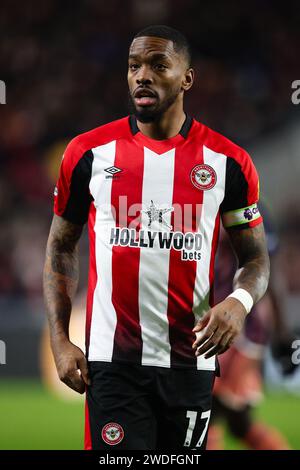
0 0 300 303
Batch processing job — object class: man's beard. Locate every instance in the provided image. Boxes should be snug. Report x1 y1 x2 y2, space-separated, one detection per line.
128 90 180 123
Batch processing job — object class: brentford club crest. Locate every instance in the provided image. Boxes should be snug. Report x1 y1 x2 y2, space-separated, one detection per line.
101 422 124 446
190 164 217 191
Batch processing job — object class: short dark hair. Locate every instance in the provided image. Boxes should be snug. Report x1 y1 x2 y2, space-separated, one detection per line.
133 25 192 67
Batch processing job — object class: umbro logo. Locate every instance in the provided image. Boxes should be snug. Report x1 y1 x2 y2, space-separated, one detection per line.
104 166 122 179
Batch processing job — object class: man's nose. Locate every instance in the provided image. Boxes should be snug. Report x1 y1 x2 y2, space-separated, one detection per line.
136 65 153 85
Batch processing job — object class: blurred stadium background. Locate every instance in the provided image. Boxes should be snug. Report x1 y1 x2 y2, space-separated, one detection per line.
0 0 300 450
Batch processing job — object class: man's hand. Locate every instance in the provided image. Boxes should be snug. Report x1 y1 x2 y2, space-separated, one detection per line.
192 297 247 359
51 338 91 394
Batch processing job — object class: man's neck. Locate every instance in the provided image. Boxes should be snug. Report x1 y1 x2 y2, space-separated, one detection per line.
136 103 186 140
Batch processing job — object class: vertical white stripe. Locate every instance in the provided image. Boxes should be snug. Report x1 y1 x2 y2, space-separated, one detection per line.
139 147 175 367
88 140 117 361
193 145 227 370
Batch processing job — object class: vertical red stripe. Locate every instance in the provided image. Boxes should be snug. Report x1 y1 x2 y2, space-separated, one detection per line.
110 139 144 363
86 202 97 356
84 399 92 450
208 211 221 308
167 142 204 367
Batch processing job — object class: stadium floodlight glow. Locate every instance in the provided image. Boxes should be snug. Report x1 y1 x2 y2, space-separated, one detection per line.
0 340 6 365
0 80 6 104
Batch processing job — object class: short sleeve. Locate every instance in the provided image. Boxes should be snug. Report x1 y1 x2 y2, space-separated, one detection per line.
220 150 263 229
53 138 94 225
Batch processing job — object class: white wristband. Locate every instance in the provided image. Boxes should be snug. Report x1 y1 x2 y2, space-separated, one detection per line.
227 288 254 314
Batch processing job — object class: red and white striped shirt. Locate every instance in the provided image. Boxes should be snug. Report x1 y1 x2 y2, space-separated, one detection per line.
54 114 262 370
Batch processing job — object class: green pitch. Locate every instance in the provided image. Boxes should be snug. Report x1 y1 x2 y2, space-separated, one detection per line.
0 380 84 450
0 380 299 450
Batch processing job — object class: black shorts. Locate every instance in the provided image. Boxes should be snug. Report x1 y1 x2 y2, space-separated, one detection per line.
85 361 215 450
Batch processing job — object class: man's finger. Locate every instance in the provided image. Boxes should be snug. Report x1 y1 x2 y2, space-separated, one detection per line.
200 332 233 359
78 356 91 386
216 343 231 356
195 329 223 357
192 329 213 350
62 371 85 394
203 334 232 359
201 343 222 359
204 334 228 359
192 311 211 332
192 319 218 349
216 334 234 356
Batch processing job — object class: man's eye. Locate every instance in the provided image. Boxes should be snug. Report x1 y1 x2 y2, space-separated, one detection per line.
154 64 167 70
129 63 139 70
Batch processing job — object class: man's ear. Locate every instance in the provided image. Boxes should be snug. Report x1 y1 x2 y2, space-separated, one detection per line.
182 68 194 91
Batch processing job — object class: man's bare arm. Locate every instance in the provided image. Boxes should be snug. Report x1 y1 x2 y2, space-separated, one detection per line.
43 214 90 393
193 224 270 358
229 223 270 303
44 214 81 339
